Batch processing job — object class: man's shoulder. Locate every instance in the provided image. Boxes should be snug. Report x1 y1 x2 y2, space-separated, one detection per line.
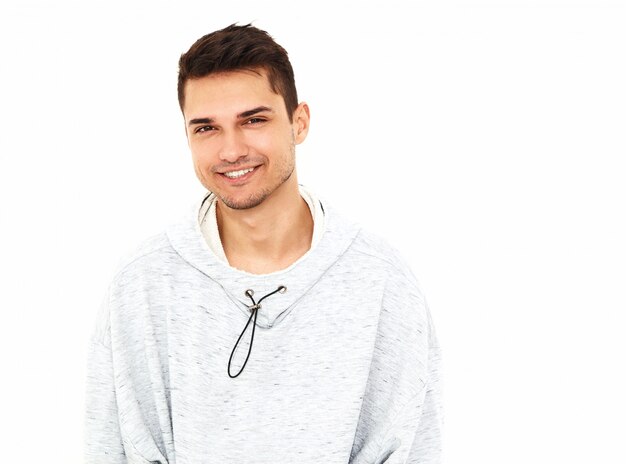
324 202 424 291
341 218 432 335
323 201 418 276
110 230 174 281
346 223 419 281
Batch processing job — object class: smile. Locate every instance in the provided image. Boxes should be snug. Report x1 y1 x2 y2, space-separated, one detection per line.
223 167 256 178
218 165 261 185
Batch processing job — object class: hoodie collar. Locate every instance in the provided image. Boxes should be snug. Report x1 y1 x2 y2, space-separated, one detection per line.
165 191 361 328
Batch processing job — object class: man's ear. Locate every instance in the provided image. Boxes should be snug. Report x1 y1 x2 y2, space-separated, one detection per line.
292 102 310 145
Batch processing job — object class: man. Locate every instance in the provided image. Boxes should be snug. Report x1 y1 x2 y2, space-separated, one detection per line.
84 23 442 464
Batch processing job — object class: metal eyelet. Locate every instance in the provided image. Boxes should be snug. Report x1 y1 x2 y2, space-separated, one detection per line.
248 303 261 312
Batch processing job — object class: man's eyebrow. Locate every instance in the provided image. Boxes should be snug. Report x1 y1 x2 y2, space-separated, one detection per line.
187 106 274 128
188 117 213 127
238 106 274 119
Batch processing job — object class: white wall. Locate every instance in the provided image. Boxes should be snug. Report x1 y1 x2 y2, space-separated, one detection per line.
0 0 624 462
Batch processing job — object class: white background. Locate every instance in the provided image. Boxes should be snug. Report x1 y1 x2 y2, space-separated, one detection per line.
0 0 624 462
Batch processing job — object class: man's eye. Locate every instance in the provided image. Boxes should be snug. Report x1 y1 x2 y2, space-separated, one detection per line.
196 126 215 133
246 118 265 125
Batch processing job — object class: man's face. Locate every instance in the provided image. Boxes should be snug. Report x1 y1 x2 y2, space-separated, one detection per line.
183 69 309 210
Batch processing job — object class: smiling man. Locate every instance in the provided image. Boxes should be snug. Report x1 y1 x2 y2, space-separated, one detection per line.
84 24 442 464
183 65 313 274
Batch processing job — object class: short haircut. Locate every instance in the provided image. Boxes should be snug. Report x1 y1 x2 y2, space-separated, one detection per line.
177 23 299 121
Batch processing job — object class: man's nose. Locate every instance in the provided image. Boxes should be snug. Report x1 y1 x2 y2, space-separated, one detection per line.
218 129 247 163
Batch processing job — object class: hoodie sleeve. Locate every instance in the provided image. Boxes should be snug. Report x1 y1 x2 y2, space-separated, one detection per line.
376 306 444 464
84 285 127 464
399 343 443 463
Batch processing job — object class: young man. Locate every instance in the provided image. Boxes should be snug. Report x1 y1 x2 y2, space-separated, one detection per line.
84 23 442 464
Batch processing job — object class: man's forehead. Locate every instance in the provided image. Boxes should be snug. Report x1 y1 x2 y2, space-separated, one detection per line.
183 73 287 121
185 68 272 94
184 70 278 113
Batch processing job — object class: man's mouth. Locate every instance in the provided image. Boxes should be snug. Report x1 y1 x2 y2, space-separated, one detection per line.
223 167 256 179
218 165 261 184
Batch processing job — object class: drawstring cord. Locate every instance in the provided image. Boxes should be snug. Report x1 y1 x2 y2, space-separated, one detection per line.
227 285 287 378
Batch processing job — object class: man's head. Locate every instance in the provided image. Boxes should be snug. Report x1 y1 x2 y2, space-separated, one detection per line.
178 23 298 122
178 24 310 211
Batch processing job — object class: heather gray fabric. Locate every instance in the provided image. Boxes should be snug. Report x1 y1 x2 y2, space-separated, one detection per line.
84 191 443 464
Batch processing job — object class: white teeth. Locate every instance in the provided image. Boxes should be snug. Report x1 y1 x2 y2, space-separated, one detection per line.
224 167 255 178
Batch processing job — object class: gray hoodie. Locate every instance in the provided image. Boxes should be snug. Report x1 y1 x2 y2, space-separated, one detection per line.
84 191 443 464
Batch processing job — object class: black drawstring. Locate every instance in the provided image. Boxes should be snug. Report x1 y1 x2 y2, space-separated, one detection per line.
227 285 287 378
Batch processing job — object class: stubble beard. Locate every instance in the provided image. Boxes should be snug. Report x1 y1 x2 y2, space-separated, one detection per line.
217 141 296 211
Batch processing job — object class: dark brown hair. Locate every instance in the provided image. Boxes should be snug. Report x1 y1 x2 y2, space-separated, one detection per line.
177 23 298 121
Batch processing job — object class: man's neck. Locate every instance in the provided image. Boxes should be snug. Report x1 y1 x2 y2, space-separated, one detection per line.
216 179 314 275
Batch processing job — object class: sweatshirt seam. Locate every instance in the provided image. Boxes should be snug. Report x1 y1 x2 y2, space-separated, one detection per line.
119 425 154 464
349 248 397 269
349 247 415 283
111 241 173 283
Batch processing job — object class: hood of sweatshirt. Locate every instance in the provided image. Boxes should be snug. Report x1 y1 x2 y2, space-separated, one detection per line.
165 190 362 330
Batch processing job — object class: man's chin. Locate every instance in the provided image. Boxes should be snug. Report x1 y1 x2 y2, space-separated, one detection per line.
217 192 268 211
